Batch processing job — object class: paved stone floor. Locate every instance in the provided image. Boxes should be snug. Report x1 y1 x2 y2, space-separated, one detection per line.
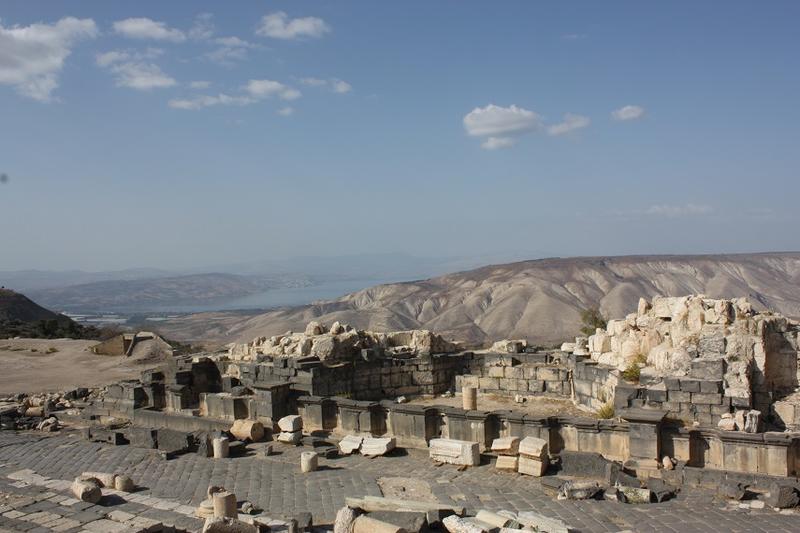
0 430 799 532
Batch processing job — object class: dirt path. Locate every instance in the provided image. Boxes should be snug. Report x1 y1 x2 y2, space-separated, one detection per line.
0 338 155 394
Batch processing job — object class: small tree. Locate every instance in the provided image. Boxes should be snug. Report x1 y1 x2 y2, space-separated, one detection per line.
579 307 607 336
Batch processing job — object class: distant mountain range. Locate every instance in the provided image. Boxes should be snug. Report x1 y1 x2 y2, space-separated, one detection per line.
25 273 315 313
166 252 800 346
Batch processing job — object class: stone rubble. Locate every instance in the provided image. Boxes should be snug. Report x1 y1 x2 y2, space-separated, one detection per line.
229 321 459 363
429 438 480 466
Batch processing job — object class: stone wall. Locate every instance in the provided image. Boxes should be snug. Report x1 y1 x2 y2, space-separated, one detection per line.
295 395 800 477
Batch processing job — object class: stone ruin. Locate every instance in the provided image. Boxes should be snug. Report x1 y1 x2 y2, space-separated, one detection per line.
229 321 459 363
5 295 800 532
564 295 800 429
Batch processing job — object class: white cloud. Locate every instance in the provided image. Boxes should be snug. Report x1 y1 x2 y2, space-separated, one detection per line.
168 93 254 110
0 17 97 101
612 104 645 121
95 49 175 90
463 104 540 137
245 79 300 100
277 106 294 116
331 79 352 94
481 137 516 150
256 11 330 40
189 13 215 40
547 113 590 136
113 18 186 42
171 79 300 110
299 76 352 94
206 36 256 65
645 204 713 217
189 80 211 89
107 62 176 90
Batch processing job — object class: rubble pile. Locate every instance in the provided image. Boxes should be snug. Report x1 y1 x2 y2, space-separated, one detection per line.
229 321 459 363
0 387 100 431
566 295 800 418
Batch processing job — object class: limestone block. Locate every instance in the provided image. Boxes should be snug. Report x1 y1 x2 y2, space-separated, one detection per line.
361 437 396 456
81 472 116 488
277 431 302 444
442 515 485 533
490 436 519 456
495 456 518 470
230 420 265 442
619 486 652 504
518 436 548 459
353 515 408 533
212 490 238 519
278 415 303 432
334 506 361 533
429 438 480 466
71 478 101 503
744 410 762 433
558 480 601 500
560 342 576 353
518 456 548 477
114 475 135 492
717 417 736 431
213 437 230 458
202 516 259 533
765 482 799 509
338 435 364 455
516 510 570 533
462 386 477 410
474 510 512 529
301 451 318 473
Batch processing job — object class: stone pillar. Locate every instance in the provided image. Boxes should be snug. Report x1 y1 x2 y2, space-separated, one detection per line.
212 490 237 519
462 386 477 410
620 408 667 471
301 451 318 473
212 436 229 459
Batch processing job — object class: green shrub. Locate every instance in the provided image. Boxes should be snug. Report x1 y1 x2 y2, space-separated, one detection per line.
597 402 615 419
579 308 607 336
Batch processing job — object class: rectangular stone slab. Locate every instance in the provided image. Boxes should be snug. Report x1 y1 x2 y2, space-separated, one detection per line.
429 438 480 466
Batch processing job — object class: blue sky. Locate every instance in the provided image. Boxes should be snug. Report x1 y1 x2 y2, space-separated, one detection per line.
1 1 799 271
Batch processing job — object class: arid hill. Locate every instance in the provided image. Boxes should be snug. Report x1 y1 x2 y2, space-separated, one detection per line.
0 289 100 339
159 253 800 346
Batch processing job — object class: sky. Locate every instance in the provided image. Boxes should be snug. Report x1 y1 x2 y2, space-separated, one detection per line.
1 1 799 272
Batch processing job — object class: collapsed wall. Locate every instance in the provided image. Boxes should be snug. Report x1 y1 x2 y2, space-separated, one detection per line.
570 295 800 427
228 320 460 363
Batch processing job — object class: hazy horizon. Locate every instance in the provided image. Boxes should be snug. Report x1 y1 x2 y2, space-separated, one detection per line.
2 1 799 272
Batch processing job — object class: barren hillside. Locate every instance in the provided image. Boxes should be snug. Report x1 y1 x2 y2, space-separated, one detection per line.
162 253 800 346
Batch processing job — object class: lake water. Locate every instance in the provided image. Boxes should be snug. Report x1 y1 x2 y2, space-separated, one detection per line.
148 277 400 313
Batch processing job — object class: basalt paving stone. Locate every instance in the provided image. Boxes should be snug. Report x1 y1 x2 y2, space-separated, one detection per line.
1 433 800 531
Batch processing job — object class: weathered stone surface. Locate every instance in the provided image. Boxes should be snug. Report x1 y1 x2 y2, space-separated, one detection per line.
443 515 485 533
301 451 318 473
229 322 458 362
114 474 135 492
212 490 238 519
278 415 303 432
334 506 361 533
353 515 408 533
490 436 519 456
429 438 480 466
230 419 265 442
764 483 799 509
518 436 548 458
518 456 548 477
71 478 101 503
717 482 747 500
744 410 762 433
558 480 601 500
495 455 518 470
277 431 302 444
361 437 396 456
338 435 364 455
474 510 512 528
618 486 651 504
717 417 736 431
202 517 259 533
516 510 571 533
